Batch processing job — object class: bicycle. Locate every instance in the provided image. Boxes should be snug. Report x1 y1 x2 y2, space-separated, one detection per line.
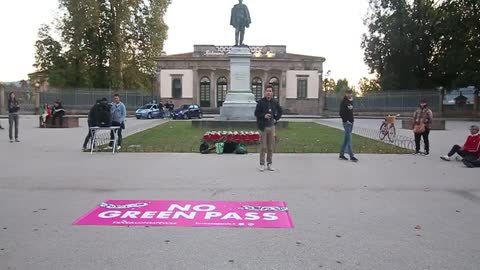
379 115 398 142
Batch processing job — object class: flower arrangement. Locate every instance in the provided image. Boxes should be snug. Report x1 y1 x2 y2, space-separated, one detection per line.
203 130 260 144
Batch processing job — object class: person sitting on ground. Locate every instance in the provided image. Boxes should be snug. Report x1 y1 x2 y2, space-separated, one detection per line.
52 100 65 126
463 157 480 168
441 125 480 161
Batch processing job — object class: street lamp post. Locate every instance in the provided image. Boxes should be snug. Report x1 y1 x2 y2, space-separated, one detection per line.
34 81 41 115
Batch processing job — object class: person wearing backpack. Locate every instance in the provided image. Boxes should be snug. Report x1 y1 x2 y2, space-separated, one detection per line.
108 94 126 150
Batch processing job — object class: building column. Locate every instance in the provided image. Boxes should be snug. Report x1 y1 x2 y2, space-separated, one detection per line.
192 67 199 104
263 70 268 98
280 70 287 106
318 70 324 115
210 71 216 108
156 65 162 102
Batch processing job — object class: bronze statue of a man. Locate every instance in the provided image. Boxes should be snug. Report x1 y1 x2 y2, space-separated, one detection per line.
230 0 251 46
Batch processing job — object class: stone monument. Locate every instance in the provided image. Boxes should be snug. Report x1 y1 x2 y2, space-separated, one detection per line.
219 0 256 121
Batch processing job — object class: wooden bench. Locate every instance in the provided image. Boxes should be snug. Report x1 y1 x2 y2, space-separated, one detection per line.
401 119 446 130
40 115 80 128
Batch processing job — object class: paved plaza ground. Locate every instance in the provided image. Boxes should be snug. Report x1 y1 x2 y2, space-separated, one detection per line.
0 116 479 270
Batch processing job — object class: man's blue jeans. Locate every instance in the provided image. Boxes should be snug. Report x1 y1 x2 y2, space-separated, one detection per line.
340 122 354 157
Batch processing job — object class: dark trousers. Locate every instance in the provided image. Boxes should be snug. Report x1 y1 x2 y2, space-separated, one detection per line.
448 145 466 157
52 112 64 126
83 129 95 148
109 121 123 146
8 114 19 140
414 128 430 153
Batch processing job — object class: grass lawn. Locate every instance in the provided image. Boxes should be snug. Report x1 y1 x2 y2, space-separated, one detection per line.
121 121 410 154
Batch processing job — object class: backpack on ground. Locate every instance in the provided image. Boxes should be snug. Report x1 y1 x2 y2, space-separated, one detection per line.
235 143 248 154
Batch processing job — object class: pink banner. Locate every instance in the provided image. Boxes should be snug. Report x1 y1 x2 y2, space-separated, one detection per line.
74 200 293 228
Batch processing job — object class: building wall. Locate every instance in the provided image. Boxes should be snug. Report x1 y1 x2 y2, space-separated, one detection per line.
286 70 319 99
160 69 194 99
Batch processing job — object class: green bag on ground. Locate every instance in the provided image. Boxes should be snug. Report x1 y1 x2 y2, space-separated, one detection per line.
235 143 248 154
215 142 224 154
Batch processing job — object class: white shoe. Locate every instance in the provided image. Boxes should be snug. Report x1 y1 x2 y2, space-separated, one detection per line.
440 155 451 161
117 146 121 150
106 146 113 150
9 139 14 143
267 165 275 171
259 165 265 172
455 156 464 162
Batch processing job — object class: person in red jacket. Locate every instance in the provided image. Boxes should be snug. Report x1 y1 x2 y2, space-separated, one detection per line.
441 125 480 161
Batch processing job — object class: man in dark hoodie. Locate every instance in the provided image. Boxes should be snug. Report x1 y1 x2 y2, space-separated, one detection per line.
255 84 283 172
51 100 65 127
82 99 101 151
339 90 358 162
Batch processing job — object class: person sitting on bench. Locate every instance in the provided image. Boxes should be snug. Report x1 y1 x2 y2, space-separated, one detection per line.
441 125 480 161
39 103 52 128
51 100 65 127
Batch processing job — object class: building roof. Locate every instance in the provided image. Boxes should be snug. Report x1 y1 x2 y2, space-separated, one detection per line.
159 52 325 62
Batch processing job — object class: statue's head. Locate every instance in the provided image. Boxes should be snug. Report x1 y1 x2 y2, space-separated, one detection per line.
239 0 243 3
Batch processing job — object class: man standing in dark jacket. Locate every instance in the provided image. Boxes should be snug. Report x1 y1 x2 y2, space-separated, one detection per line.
339 90 358 162
255 84 283 171
82 99 102 151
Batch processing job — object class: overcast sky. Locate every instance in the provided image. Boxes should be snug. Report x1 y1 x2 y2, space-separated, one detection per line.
0 0 372 85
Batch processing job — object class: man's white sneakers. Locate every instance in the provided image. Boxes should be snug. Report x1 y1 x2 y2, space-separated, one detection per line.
440 155 451 161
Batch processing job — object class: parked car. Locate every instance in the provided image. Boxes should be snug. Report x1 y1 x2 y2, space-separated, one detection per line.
135 104 164 119
171 104 203 119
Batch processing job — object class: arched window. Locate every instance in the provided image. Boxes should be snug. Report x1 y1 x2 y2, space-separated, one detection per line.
252 77 263 101
200 77 211 107
269 77 280 100
217 77 228 107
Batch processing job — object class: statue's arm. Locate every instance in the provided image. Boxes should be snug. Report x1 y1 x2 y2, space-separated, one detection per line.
246 7 252 27
230 7 235 26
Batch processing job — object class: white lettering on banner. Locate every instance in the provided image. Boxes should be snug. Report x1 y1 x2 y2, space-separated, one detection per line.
121 211 142 219
193 205 216 212
157 211 173 219
263 213 279 221
141 211 157 219
245 213 260 221
221 212 243 220
204 212 223 219
98 211 122 219
167 204 191 211
172 212 197 220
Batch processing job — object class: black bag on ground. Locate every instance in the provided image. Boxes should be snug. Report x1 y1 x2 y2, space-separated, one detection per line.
223 142 238 154
95 102 112 127
199 142 216 154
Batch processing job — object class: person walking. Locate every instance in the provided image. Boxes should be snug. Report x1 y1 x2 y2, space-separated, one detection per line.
339 90 358 162
255 84 282 172
7 92 20 143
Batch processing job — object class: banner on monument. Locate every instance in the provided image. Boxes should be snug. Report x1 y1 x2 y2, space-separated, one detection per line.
74 200 294 228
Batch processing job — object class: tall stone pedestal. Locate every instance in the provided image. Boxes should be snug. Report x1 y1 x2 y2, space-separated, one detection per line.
219 47 256 120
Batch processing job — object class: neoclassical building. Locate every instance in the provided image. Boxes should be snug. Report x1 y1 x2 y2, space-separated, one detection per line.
156 45 326 114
